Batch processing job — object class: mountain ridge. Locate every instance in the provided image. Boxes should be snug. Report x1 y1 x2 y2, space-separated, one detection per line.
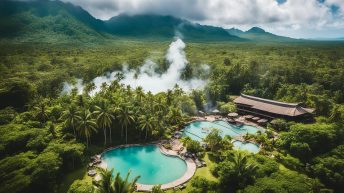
103 14 243 41
0 0 296 43
227 27 296 42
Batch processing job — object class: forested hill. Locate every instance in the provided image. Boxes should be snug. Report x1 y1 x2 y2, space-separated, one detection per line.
0 0 300 43
104 14 242 41
0 0 109 43
0 0 243 43
227 27 297 42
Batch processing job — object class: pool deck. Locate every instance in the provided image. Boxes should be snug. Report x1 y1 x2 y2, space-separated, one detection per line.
98 143 197 192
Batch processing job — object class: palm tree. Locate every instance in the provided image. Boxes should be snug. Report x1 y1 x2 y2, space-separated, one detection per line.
34 100 49 124
126 85 132 98
94 100 115 146
168 107 182 125
48 121 56 138
95 168 140 193
109 79 120 92
76 95 85 107
228 152 257 189
95 168 114 193
100 82 108 92
153 101 164 113
151 185 164 193
113 171 140 193
117 104 135 144
60 104 80 138
166 89 173 105
138 114 154 140
83 82 96 96
134 86 145 102
77 109 97 148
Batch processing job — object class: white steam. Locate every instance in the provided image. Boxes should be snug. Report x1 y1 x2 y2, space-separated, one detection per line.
62 38 207 95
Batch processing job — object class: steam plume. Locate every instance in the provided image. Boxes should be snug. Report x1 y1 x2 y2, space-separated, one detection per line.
62 38 207 95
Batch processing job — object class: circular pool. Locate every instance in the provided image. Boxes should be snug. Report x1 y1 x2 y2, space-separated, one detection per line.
102 144 187 185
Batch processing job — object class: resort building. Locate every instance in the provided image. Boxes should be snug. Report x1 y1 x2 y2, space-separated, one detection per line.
234 94 314 121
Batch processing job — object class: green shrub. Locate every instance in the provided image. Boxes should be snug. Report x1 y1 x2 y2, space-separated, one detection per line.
68 179 93 193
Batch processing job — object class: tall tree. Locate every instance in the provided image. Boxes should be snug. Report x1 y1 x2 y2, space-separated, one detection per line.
229 152 257 182
215 152 257 192
134 86 145 103
77 109 97 148
34 100 49 124
204 129 222 151
94 168 140 193
95 168 114 193
113 171 140 193
60 104 80 138
94 100 115 146
117 104 135 144
83 82 96 96
218 152 257 191
138 114 153 140
168 107 183 126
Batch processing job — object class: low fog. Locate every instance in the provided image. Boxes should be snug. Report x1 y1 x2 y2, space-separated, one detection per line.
62 38 208 95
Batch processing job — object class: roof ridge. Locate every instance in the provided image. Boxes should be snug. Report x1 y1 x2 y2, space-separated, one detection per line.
240 94 300 108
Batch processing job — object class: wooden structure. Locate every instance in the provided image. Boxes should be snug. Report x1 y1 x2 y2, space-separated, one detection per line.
234 94 314 121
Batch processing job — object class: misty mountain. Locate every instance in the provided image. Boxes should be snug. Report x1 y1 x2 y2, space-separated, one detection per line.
310 37 344 41
227 27 296 42
225 28 245 37
0 0 298 43
0 0 244 43
104 14 242 41
0 0 110 43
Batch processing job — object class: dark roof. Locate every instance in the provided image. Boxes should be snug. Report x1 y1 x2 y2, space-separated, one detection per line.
234 94 314 117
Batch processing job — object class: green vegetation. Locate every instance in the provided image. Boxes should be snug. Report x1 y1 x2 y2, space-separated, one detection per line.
1 38 343 192
182 137 202 154
204 129 223 152
0 80 190 193
0 0 242 43
94 168 139 193
1 1 344 192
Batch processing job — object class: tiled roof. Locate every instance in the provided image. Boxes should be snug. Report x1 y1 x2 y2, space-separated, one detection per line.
234 94 314 117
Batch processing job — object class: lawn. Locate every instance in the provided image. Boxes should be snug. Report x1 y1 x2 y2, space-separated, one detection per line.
58 165 90 193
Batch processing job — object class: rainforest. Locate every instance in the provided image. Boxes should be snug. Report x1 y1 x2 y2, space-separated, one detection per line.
0 1 344 193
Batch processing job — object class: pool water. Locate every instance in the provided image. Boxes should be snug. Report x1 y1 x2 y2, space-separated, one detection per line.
102 145 187 185
233 140 260 153
183 120 260 141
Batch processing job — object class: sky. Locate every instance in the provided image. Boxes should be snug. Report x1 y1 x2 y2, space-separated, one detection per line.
59 0 344 39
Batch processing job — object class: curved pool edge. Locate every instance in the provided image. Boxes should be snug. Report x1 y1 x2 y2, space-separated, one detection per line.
232 139 261 154
99 142 196 192
187 118 266 132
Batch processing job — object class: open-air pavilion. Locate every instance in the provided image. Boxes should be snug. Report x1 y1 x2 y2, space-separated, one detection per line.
234 94 314 122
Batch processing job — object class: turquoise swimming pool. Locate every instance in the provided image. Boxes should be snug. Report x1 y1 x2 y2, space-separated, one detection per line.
233 140 260 153
183 120 260 141
102 145 187 185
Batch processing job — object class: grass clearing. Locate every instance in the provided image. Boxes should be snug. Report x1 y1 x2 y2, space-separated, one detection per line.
58 165 90 193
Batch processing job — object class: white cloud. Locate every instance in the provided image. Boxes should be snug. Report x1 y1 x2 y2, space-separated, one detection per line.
61 0 344 38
